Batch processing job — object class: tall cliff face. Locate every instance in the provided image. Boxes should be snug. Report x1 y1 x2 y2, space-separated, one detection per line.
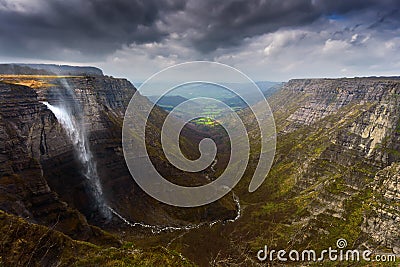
277 78 400 166
40 76 235 225
37 76 136 220
363 163 400 254
0 82 117 245
160 77 400 266
247 77 400 255
3 71 399 265
0 72 237 240
0 67 224 266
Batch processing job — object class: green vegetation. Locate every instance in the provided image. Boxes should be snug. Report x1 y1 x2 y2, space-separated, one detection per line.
3 73 399 266
0 74 83 89
191 117 217 126
157 97 390 265
0 210 195 266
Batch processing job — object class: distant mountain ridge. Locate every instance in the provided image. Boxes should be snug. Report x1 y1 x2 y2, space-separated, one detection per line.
0 63 103 76
147 81 282 114
148 95 189 110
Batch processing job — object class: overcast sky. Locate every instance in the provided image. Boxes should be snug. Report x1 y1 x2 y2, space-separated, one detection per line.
0 0 399 83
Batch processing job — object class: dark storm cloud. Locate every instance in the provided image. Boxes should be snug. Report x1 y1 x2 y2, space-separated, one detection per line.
178 0 400 53
1 0 400 60
368 8 400 29
0 0 186 59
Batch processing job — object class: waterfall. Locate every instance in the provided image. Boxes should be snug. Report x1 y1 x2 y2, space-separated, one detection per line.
41 101 241 230
40 80 241 228
42 101 111 219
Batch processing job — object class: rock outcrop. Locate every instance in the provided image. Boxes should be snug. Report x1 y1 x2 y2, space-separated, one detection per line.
4 69 399 265
265 77 400 254
0 64 103 76
0 70 237 240
0 81 117 245
363 163 400 254
0 210 194 267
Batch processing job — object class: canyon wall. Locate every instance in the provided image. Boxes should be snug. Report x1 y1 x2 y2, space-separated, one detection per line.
267 77 400 254
0 74 237 242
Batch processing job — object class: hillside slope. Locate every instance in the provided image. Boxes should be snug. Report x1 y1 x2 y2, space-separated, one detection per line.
146 77 400 266
0 210 194 266
0 66 237 266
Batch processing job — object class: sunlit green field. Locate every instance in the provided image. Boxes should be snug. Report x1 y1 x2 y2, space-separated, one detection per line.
157 102 243 127
191 117 217 126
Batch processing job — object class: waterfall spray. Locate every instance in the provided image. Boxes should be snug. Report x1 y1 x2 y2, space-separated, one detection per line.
42 100 111 219
41 100 241 230
41 80 242 229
